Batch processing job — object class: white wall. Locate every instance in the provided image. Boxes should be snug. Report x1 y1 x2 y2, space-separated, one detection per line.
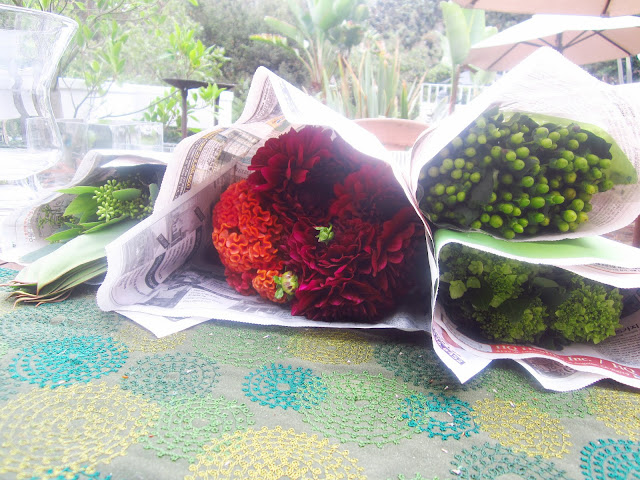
56 77 234 128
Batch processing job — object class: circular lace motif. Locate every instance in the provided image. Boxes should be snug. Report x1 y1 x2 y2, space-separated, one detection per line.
587 386 640 440
287 328 373 364
9 335 128 388
297 370 418 447
481 363 589 418
142 395 255 462
243 363 323 410
116 323 186 353
0 382 159 479
374 341 482 392
121 352 220 402
401 392 479 440
580 439 640 479
473 399 571 458
451 442 571 479
192 322 290 368
28 467 114 479
185 426 366 480
0 296 122 348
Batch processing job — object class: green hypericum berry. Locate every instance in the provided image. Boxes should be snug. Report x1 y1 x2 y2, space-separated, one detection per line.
512 207 522 217
464 147 476 158
502 228 515 239
551 194 565 205
433 202 444 213
528 212 545 224
561 150 575 161
451 137 463 148
586 154 600 166
518 218 529 227
583 203 593 213
454 158 466 169
518 197 531 208
477 134 487 145
600 179 614 191
558 128 569 137
512 223 524 234
491 146 502 158
446 185 457 195
500 173 514 185
451 169 463 180
540 216 551 227
470 172 481 183
499 203 514 215
535 127 549 138
539 138 553 149
489 215 503 228
515 146 529 158
512 159 525 171
428 166 439 177
510 132 524 145
570 198 584 211
549 177 561 189
556 220 570 232
433 184 446 196
578 211 589 223
549 131 561 142
470 220 482 229
553 158 569 169
456 191 466 202
535 184 550 194
475 116 487 128
564 172 577 184
531 197 546 209
590 167 603 179
562 210 578 222
483 155 493 165
575 132 588 142
567 139 580 150
504 150 517 162
442 158 454 170
502 192 513 201
599 158 611 169
563 187 577 201
465 133 477 145
480 213 490 223
489 192 497 203
521 176 535 188
574 156 589 172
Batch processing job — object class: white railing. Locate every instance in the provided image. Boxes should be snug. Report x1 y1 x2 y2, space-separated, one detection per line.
419 83 485 121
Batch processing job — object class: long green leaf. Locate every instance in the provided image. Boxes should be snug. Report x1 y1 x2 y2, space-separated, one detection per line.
441 1 470 66
263 17 306 47
15 219 137 293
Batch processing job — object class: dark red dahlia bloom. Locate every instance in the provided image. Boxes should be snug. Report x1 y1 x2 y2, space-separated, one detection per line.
329 162 409 224
291 273 393 322
247 126 334 193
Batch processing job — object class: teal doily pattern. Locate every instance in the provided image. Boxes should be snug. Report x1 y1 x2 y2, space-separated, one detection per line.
0 267 18 291
8 335 127 388
286 328 374 364
142 395 255 462
580 439 640 479
0 368 19 401
192 322 290 367
297 370 418 447
401 392 479 440
243 363 324 410
374 340 482 392
121 352 220 402
29 468 113 479
481 362 590 418
451 443 571 479
0 297 122 348
0 340 8 358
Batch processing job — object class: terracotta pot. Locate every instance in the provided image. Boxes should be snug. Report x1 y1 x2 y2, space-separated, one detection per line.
354 118 430 151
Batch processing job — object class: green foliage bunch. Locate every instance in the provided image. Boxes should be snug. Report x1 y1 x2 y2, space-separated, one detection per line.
46 173 159 243
250 0 370 95
418 107 618 239
439 243 624 346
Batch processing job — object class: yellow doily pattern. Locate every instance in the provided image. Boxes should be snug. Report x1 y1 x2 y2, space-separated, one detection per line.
287 328 373 364
185 425 366 480
473 399 571 458
586 385 640 440
0 382 160 479
116 323 187 352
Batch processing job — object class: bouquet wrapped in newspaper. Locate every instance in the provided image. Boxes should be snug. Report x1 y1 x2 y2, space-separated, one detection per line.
404 48 640 390
211 125 424 322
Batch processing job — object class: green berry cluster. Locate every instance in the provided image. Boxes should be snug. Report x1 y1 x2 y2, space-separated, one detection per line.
418 107 615 238
94 177 154 222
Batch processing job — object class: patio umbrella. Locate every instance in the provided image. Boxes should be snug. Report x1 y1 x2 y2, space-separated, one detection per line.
452 0 640 16
466 14 640 71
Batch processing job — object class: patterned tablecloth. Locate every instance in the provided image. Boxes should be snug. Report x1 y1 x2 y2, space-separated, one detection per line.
0 265 639 480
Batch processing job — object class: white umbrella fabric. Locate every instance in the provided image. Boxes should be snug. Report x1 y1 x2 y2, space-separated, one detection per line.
466 14 640 71
453 0 640 16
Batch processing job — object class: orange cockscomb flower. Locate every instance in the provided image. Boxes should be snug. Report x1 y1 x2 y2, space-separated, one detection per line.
252 269 287 304
212 180 284 294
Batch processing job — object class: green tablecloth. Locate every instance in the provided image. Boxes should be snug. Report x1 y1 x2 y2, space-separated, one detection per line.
0 266 639 480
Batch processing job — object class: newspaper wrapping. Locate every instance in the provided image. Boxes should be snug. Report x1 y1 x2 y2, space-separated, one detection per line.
92 47 640 390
